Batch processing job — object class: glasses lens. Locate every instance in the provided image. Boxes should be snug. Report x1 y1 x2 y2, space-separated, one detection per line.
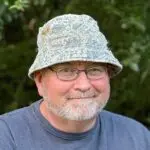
87 67 106 79
57 68 77 80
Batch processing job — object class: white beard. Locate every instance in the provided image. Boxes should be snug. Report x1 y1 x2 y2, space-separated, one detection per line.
45 97 108 121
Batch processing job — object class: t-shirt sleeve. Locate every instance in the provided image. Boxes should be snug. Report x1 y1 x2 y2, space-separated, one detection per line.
117 116 150 149
0 119 16 150
101 111 150 149
142 125 150 149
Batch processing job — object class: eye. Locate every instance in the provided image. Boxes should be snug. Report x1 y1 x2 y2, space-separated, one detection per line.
58 68 76 76
88 67 105 75
60 68 73 72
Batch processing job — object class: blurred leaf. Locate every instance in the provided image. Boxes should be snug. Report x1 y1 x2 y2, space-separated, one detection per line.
141 68 149 82
9 0 29 11
129 63 140 72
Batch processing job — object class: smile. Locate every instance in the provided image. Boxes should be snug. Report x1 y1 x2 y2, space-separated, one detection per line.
68 96 96 100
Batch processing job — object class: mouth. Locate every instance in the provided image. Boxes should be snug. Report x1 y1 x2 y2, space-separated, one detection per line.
67 95 97 100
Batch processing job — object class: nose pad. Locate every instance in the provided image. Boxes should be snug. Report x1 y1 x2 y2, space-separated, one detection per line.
73 72 91 92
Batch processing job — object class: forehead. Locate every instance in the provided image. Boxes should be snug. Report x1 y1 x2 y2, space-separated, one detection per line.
52 61 106 67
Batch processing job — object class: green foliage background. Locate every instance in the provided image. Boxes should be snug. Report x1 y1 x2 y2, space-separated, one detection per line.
0 0 150 127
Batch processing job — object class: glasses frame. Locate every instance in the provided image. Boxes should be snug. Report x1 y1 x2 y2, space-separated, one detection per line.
48 65 108 81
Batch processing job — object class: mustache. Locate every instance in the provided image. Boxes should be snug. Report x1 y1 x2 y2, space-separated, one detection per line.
66 91 98 99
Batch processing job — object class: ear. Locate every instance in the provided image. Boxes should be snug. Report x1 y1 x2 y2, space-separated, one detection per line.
34 71 44 97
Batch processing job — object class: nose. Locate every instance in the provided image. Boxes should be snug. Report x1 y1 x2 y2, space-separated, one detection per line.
73 72 91 92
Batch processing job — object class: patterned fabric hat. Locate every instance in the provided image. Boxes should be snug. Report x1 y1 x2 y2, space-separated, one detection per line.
28 14 123 79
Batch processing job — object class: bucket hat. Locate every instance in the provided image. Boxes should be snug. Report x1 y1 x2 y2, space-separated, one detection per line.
28 14 122 79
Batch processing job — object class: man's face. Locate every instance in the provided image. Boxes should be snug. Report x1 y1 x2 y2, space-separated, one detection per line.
35 61 110 121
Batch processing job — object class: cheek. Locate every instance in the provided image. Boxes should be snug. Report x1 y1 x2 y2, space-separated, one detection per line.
92 78 110 93
43 78 74 100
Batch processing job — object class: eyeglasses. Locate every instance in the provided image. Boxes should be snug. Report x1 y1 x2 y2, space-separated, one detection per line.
49 66 107 81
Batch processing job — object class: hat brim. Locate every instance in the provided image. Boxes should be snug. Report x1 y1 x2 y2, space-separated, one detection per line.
28 47 122 79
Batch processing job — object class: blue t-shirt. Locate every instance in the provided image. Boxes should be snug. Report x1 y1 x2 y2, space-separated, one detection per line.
0 100 150 150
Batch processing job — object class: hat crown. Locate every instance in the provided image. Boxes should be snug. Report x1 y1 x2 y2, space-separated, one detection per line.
37 14 108 53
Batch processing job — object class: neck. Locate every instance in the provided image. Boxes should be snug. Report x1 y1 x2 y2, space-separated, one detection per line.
40 101 97 133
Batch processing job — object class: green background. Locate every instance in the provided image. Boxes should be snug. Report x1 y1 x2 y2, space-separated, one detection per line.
0 0 150 128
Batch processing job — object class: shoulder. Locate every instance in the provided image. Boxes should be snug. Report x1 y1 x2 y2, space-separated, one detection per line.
0 105 33 138
0 100 38 134
0 105 31 124
0 107 30 149
100 110 149 130
0 102 37 148
100 110 150 132
0 100 40 125
99 110 150 148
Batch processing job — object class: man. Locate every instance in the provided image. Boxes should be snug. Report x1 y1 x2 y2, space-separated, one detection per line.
0 14 149 150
